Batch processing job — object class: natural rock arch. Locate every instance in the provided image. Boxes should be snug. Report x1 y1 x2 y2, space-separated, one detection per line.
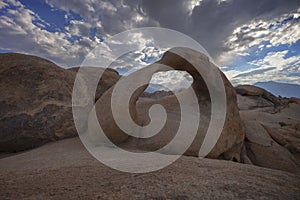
90 47 245 161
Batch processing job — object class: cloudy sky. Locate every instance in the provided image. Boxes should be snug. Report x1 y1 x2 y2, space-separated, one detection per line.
0 0 299 88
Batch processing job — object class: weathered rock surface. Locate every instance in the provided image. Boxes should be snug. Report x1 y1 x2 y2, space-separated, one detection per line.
2 51 299 176
237 85 300 174
69 67 120 102
0 138 299 199
236 85 285 111
0 53 119 152
92 47 245 161
0 53 76 152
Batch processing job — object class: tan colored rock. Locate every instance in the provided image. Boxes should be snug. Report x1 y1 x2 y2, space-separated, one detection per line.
236 94 274 110
92 47 245 161
0 53 76 152
239 85 300 174
69 67 120 102
263 125 300 154
236 85 284 111
0 53 119 152
245 141 300 174
236 85 268 96
241 119 272 146
206 71 245 160
241 117 300 174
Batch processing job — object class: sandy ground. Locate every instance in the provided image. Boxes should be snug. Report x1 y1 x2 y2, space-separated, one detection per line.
0 137 300 199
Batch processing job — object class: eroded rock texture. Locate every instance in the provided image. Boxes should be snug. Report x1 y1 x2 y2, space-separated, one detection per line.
237 85 300 174
2 51 299 175
92 47 245 161
0 53 119 152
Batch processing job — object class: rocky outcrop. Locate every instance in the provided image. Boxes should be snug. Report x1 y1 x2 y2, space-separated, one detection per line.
2 52 299 175
236 85 285 111
69 67 120 102
0 53 76 152
92 47 245 161
237 85 300 174
0 53 119 152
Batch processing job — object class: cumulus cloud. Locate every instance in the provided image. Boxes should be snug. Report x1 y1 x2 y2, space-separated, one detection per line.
109 45 166 74
45 0 159 36
0 0 101 66
229 50 300 85
141 0 299 60
249 50 300 70
2 0 300 65
220 8 300 65
0 1 8 9
43 0 299 61
65 20 93 36
0 0 300 88
150 70 192 91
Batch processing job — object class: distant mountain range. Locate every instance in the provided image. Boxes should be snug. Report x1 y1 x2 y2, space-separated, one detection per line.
145 83 166 93
147 81 300 98
254 81 300 98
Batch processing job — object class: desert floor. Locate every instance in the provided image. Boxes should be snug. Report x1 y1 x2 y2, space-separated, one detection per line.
0 137 299 199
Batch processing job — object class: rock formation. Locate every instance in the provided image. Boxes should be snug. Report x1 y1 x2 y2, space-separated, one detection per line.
92 47 245 161
236 85 300 174
0 53 119 152
69 67 120 102
236 85 284 111
0 53 76 152
1 52 299 175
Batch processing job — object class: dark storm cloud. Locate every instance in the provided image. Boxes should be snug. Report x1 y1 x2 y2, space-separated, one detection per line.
139 0 300 58
46 0 159 35
44 0 300 60
1 0 299 68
